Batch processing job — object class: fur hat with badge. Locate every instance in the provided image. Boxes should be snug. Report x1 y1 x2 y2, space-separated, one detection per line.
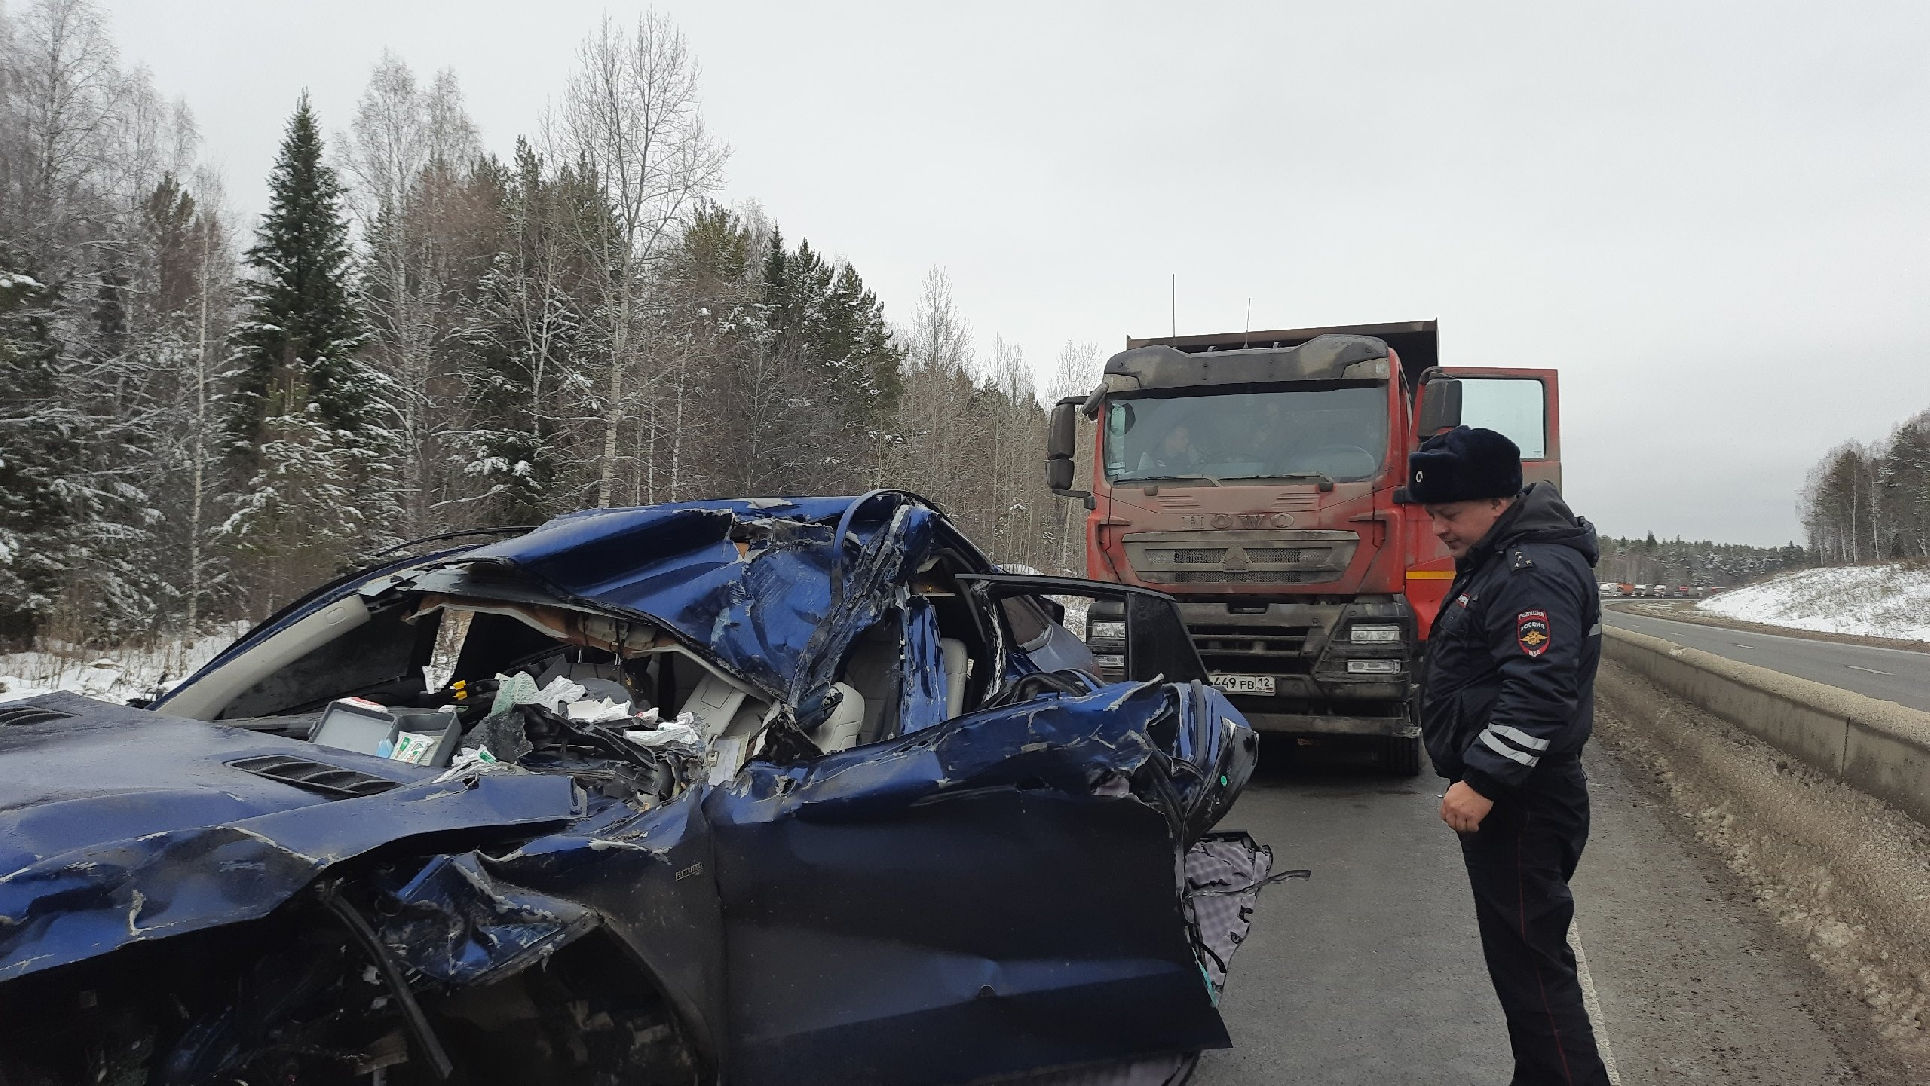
1406 425 1523 504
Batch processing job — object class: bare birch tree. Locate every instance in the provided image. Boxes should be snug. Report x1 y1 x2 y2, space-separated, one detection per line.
1048 340 1100 572
555 11 725 506
3 0 119 261
179 166 236 631
346 53 484 536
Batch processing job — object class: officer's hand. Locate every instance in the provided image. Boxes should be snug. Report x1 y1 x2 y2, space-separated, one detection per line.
1440 781 1494 834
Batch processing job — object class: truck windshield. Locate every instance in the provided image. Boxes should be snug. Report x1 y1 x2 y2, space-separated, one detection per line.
1103 385 1388 484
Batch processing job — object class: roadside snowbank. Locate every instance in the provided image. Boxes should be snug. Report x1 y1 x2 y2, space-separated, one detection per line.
0 624 249 705
1698 563 1930 642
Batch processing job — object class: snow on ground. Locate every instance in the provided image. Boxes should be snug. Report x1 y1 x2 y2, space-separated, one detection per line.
0 623 251 705
1697 562 1930 642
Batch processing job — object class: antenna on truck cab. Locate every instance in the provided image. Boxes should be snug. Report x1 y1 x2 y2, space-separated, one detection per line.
1170 273 1176 337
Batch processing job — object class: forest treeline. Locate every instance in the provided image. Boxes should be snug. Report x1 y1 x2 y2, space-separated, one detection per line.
0 0 1100 649
1596 534 1809 590
1799 409 1930 564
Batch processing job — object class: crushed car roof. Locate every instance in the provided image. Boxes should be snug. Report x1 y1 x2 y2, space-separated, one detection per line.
163 492 974 726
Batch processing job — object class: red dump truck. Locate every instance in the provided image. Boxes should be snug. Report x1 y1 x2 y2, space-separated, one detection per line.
1046 321 1561 773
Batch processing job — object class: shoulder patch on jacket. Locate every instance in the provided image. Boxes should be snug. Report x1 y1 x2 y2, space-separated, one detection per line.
1516 610 1551 656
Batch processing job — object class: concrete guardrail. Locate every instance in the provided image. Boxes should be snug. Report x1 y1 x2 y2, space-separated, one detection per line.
1604 626 1930 827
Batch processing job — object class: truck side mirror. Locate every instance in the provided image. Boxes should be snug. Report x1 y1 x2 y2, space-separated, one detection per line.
1048 400 1077 460
1046 398 1092 507
1416 377 1463 437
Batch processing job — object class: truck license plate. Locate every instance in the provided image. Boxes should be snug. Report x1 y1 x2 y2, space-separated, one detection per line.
1210 674 1275 696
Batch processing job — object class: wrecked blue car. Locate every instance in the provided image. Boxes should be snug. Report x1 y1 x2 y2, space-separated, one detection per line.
0 492 1271 1086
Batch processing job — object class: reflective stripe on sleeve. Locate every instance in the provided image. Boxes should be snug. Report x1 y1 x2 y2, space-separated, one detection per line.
1480 730 1540 766
1486 723 1550 751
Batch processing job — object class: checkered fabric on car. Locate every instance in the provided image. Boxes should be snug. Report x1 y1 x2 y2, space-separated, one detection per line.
1183 831 1287 999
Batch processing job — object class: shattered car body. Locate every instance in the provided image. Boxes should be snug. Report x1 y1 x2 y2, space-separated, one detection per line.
0 492 1271 1085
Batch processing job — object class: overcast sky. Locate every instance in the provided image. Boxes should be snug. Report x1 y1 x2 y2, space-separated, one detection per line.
97 0 1930 545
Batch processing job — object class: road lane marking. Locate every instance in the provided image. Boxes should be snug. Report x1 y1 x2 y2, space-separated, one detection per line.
1845 664 1894 676
1569 920 1623 1085
1614 609 1930 658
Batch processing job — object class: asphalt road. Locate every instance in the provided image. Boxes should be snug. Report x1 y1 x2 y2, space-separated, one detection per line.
1604 608 1930 712
1192 737 1861 1084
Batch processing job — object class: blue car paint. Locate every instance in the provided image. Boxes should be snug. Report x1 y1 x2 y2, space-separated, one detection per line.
154 494 994 734
0 695 581 984
6 493 1263 1086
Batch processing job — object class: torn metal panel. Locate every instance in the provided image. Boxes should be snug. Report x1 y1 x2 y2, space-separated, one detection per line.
898 596 950 734
379 852 599 986
1171 680 1260 840
457 494 959 726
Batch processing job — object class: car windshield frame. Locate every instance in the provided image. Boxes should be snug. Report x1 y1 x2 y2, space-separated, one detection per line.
1101 382 1390 485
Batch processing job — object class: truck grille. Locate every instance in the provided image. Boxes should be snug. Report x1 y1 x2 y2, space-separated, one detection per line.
1165 548 1227 564
1124 530 1358 586
1242 548 1312 562
1165 570 1332 583
1190 623 1316 675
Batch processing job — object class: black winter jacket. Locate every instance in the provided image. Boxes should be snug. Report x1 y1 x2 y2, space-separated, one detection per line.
1419 482 1602 797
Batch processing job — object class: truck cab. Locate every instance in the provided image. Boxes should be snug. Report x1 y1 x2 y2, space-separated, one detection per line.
1046 321 1560 773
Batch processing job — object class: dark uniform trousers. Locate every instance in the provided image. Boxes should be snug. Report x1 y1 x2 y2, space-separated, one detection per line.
1459 757 1610 1086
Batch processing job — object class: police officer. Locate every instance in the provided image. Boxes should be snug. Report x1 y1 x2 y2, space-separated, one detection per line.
1409 425 1609 1086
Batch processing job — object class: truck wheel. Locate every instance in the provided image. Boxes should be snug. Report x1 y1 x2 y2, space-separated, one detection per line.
1383 735 1422 777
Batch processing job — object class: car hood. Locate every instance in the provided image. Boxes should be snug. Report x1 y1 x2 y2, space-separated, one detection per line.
0 694 581 982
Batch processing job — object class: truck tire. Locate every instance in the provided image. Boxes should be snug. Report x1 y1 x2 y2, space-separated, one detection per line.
1383 734 1422 777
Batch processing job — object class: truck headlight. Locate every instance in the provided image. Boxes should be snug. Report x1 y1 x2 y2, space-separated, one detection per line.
1088 621 1125 642
1346 659 1402 674
1350 624 1401 643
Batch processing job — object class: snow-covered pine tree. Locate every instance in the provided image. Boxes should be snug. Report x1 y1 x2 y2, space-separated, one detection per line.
652 202 767 501
222 94 374 608
455 140 607 522
0 255 75 647
231 93 367 442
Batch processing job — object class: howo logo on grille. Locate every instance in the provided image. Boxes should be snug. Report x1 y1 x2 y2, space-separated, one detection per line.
1177 512 1294 530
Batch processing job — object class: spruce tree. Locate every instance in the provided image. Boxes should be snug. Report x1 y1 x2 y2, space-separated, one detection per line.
231 93 366 443
221 94 374 605
0 254 75 647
